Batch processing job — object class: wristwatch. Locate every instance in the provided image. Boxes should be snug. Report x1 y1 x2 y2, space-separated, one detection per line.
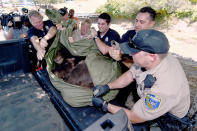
118 54 127 62
94 36 98 40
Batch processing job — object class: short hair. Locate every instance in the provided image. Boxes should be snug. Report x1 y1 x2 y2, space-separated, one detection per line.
139 6 156 21
28 10 42 19
158 54 168 60
58 7 68 16
98 13 111 24
69 9 74 13
81 18 92 26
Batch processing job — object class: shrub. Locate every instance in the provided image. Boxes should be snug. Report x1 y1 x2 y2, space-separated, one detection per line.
190 0 197 4
96 0 197 23
175 10 193 18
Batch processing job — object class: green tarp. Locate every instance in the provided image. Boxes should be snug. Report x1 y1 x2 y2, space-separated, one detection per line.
45 9 122 107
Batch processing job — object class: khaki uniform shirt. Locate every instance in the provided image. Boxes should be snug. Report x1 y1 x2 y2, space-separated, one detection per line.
129 54 190 121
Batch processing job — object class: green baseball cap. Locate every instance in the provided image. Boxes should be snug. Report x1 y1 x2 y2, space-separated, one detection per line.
119 29 169 55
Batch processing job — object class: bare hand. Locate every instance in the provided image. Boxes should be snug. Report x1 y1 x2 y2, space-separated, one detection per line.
20 33 28 38
37 48 46 60
7 21 13 27
86 27 97 39
109 45 122 61
56 24 64 30
40 38 48 48
68 37 74 43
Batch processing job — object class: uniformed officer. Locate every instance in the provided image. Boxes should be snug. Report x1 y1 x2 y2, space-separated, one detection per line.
87 13 120 55
27 10 57 60
92 29 190 130
108 6 156 68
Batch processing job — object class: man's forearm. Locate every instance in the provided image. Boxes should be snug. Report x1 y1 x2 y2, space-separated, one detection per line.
108 70 134 89
43 26 57 40
30 36 43 51
107 103 145 124
122 58 133 68
95 38 110 55
5 27 13 40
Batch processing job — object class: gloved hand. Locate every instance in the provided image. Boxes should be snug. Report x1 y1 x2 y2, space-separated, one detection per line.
93 84 110 97
92 97 108 112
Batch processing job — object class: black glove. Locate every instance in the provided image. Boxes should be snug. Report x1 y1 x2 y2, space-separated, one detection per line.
93 84 110 97
92 97 108 112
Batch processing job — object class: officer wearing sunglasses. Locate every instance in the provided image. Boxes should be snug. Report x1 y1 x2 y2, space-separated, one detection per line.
92 29 190 130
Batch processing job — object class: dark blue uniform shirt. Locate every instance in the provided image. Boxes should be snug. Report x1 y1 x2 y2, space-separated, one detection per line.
27 20 55 50
98 28 120 46
119 30 136 43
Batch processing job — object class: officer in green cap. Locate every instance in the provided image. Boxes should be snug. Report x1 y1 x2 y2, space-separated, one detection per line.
92 29 190 130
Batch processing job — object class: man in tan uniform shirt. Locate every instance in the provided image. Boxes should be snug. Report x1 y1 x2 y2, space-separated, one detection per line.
92 29 190 130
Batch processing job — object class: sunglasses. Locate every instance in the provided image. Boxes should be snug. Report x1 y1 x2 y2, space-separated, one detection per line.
128 37 142 50
128 37 155 54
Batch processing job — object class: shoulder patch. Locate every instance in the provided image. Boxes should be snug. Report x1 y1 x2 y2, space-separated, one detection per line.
145 94 161 110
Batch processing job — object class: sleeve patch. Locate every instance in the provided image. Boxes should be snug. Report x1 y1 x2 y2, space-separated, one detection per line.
145 94 161 110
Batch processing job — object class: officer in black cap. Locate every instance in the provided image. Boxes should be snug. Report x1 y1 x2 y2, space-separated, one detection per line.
56 7 69 30
92 29 190 130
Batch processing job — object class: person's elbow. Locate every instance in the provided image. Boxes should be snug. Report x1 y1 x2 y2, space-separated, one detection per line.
129 110 146 124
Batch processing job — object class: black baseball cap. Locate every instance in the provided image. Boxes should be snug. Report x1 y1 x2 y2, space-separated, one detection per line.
119 29 169 55
58 7 68 16
22 8 28 13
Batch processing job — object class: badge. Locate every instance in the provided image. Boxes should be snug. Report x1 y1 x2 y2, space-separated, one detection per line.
45 25 49 31
145 94 161 110
105 37 108 42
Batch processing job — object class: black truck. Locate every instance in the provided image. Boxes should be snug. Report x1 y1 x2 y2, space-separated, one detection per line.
0 39 131 131
1 39 196 131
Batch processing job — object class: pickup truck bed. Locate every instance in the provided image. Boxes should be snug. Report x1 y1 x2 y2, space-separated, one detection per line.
0 71 70 131
0 39 130 131
35 69 105 131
